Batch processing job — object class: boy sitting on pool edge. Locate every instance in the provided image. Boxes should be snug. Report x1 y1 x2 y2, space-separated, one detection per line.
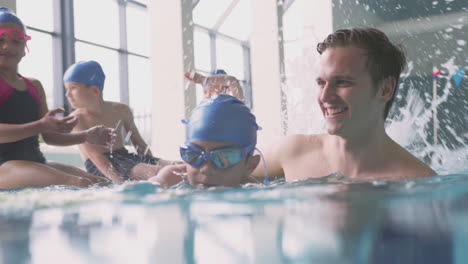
149 94 266 187
64 60 174 182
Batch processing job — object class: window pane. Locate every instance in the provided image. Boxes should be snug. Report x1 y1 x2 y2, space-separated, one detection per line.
127 4 149 56
75 42 120 102
283 0 306 47
194 29 211 71
19 31 54 108
74 0 120 48
216 37 244 80
17 0 54 31
218 0 252 40
193 0 233 28
128 55 152 143
131 0 148 5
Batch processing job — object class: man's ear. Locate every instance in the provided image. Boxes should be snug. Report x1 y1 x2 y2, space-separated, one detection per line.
379 76 396 103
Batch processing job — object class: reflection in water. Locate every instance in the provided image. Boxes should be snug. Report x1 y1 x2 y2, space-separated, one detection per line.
0 216 31 264
1 175 468 263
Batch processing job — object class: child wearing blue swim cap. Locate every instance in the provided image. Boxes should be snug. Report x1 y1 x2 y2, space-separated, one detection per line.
184 69 245 100
0 8 112 189
150 94 264 187
64 60 176 182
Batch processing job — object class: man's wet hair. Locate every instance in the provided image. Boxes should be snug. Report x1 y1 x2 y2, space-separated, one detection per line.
317 27 407 119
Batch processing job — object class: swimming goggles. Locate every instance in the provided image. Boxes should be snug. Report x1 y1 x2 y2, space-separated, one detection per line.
0 27 31 41
180 143 254 169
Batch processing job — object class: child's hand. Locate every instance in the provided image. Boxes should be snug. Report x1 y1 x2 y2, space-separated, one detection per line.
184 71 207 84
184 71 244 100
85 125 116 147
40 108 78 133
149 164 186 187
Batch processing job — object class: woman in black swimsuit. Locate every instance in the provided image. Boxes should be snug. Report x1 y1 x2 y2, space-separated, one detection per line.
0 8 113 189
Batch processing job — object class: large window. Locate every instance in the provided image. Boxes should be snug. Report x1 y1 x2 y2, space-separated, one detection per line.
17 0 152 143
192 0 252 106
17 0 55 108
19 31 55 109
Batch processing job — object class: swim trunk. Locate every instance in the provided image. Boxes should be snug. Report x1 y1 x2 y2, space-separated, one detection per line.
84 148 160 180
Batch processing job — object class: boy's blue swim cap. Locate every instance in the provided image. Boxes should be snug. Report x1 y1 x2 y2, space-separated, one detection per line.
203 69 227 88
63 60 106 91
0 7 25 30
183 94 259 147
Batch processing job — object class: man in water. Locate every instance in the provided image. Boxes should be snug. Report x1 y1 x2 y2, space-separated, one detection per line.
187 27 436 181
255 27 436 180
149 94 263 187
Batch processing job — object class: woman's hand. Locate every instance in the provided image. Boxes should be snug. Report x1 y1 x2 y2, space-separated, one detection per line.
40 108 78 133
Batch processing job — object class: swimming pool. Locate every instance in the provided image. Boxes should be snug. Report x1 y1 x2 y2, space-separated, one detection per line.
1 165 468 264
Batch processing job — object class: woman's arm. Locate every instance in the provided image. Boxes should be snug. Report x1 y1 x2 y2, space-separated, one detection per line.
42 125 114 147
0 77 78 143
0 119 44 143
31 78 79 145
29 79 114 147
0 108 77 143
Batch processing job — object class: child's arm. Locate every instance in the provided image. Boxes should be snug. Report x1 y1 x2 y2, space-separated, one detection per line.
42 125 115 147
121 104 152 156
184 72 244 100
70 114 124 182
148 164 185 187
78 144 126 183
31 78 114 147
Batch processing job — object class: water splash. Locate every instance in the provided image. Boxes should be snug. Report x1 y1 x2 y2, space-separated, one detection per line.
386 56 467 173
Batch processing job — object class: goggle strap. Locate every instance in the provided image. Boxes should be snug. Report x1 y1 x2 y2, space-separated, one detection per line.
255 147 269 185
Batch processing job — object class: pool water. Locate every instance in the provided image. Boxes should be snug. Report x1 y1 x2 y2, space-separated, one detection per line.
1 169 468 264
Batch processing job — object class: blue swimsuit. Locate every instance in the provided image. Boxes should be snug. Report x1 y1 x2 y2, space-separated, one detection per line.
0 75 46 165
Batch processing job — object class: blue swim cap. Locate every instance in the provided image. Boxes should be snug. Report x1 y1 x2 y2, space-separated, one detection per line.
0 7 25 30
203 69 227 88
63 61 106 91
183 94 259 147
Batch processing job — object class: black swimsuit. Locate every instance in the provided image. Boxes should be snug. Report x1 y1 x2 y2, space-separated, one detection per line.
0 75 46 165
84 148 160 180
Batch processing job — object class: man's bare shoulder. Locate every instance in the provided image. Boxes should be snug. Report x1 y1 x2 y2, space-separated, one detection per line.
398 153 436 178
387 143 437 179
275 134 329 181
278 134 325 158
